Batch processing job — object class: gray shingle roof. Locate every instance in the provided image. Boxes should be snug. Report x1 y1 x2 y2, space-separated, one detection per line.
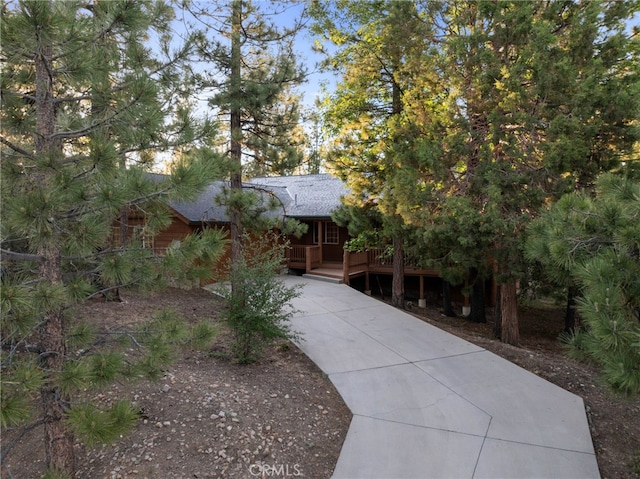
249 174 349 219
164 173 348 224
170 181 231 223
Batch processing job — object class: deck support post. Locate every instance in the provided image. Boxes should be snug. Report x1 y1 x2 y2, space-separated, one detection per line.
418 275 426 308
305 246 312 274
317 220 323 265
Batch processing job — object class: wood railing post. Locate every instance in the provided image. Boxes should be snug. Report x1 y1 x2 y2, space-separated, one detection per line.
305 246 312 273
343 249 350 285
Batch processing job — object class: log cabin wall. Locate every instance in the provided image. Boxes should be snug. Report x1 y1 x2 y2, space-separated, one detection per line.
154 220 194 251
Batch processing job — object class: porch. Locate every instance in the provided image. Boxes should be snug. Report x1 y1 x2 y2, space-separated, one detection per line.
286 245 440 305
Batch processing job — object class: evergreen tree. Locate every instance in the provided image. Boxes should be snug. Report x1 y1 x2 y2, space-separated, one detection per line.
313 0 639 343
0 1 225 475
526 174 640 395
311 0 438 307
183 0 307 290
441 0 639 344
301 101 326 175
404 0 639 343
242 84 307 178
217 231 302 364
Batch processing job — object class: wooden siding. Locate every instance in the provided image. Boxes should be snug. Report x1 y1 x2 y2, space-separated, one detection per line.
154 220 195 251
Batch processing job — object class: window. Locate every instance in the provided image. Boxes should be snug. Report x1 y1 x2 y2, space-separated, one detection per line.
133 225 154 249
313 221 339 245
111 223 153 249
324 222 339 244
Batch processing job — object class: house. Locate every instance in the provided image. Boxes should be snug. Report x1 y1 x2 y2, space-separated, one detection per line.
180 174 351 279
248 174 351 278
121 172 458 307
119 173 351 276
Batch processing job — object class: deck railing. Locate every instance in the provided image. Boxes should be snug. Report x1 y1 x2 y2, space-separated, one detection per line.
288 244 436 280
287 244 321 273
366 248 390 267
287 244 307 264
343 250 368 283
306 246 321 273
365 247 422 269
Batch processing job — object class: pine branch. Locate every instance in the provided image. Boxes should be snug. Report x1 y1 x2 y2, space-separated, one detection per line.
50 94 143 141
53 92 93 104
0 420 46 466
0 249 45 263
56 153 91 166
61 185 171 220
0 136 35 160
84 282 137 302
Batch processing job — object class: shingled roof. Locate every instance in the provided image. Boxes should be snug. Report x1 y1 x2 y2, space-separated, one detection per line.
249 174 349 219
164 173 348 224
170 181 230 223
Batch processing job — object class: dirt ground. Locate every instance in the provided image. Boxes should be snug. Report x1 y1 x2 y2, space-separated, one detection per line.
2 287 352 479
3 284 639 479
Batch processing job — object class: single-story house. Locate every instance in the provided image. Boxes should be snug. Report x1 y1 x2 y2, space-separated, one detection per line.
118 173 352 277
117 173 481 308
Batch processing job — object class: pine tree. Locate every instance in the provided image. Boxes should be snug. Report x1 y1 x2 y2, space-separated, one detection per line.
0 1 226 475
183 0 307 287
311 0 438 307
409 0 639 343
446 0 639 344
312 0 639 344
301 101 326 175
526 174 640 394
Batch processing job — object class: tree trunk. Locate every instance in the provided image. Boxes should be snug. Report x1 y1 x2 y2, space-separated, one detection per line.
500 280 519 346
469 267 486 323
39 246 75 474
389 62 404 309
442 280 456 317
35 26 76 475
229 0 243 294
565 285 579 334
493 284 502 339
391 234 404 308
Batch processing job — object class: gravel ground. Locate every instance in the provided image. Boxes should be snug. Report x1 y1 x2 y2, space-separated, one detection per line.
2 287 352 479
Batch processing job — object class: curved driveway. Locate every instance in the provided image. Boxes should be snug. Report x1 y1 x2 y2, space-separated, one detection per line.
284 276 600 479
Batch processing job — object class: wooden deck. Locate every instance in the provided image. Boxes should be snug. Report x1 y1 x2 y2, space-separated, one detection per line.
287 246 440 286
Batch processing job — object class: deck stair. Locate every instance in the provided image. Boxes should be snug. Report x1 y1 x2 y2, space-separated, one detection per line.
302 263 344 283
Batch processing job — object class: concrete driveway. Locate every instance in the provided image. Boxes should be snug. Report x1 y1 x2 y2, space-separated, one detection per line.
283 276 600 479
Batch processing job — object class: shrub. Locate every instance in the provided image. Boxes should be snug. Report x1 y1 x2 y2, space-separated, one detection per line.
218 232 302 363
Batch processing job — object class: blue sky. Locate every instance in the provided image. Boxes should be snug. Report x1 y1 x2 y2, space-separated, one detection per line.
166 1 336 110
267 1 337 110
165 1 639 126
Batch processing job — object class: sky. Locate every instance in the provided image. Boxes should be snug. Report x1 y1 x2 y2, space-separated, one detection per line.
166 1 337 111
280 3 338 110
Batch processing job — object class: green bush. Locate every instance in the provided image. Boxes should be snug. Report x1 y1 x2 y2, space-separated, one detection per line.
219 232 302 363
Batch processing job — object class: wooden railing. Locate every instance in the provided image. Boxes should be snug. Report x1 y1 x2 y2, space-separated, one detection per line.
288 244 438 281
367 248 390 267
343 250 368 284
287 244 307 264
366 247 423 269
306 246 321 273
287 244 321 273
